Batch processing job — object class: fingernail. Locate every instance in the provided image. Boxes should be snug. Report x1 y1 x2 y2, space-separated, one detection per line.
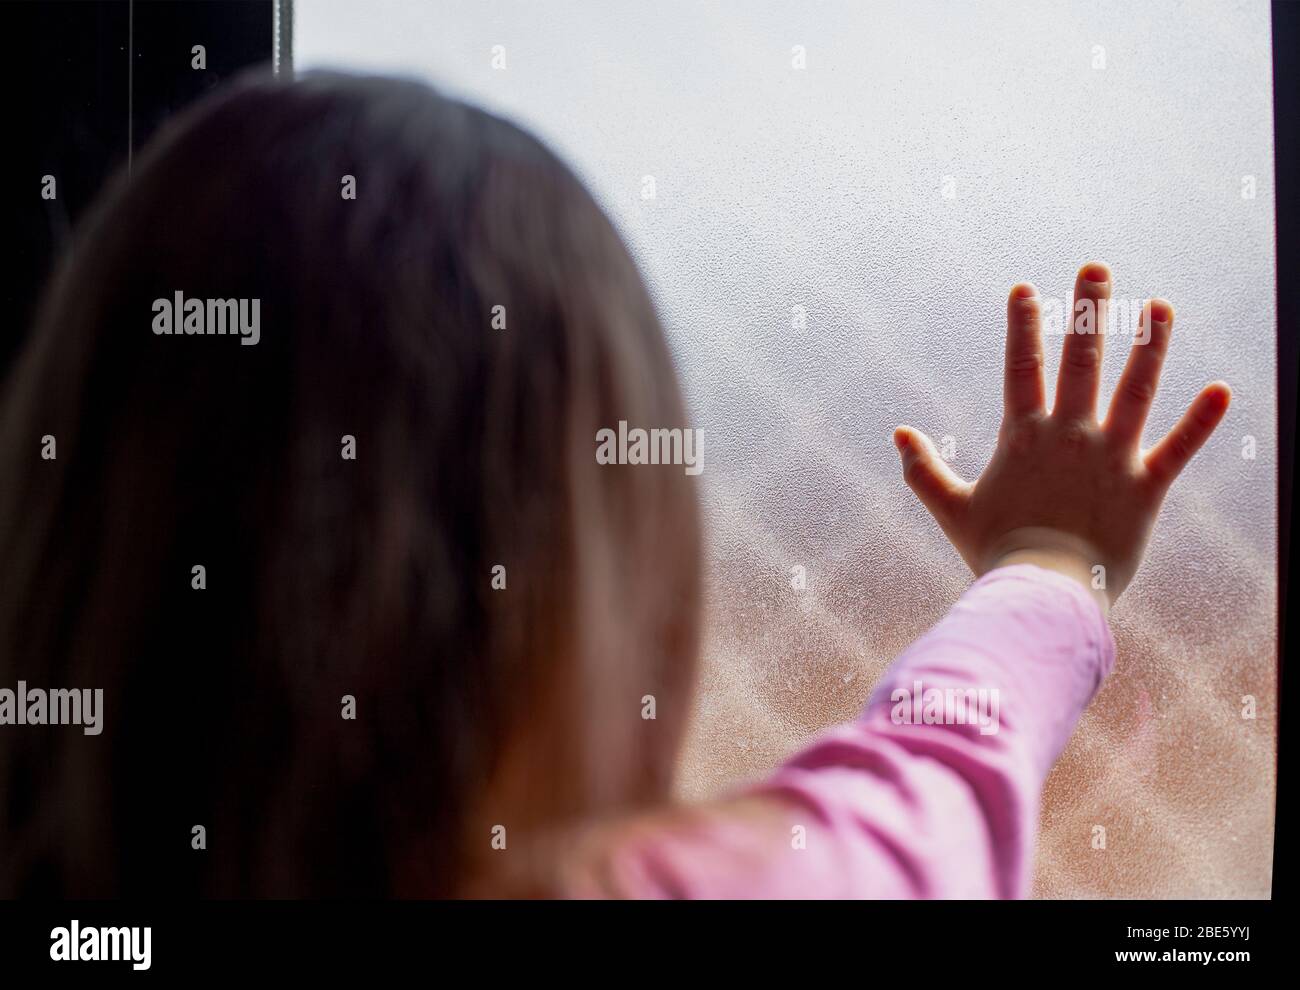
1081 263 1110 283
1149 299 1173 324
1011 282 1038 299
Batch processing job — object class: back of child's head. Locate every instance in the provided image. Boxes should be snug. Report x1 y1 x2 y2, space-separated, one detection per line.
0 71 701 896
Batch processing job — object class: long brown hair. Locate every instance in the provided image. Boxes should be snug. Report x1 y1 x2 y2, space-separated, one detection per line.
0 72 701 896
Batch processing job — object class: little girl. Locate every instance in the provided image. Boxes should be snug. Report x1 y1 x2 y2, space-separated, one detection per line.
0 73 1229 898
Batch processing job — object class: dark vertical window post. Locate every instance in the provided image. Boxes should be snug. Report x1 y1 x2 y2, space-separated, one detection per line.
8 0 283 377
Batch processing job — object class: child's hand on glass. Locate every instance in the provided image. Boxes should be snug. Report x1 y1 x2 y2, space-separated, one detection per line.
895 262 1231 612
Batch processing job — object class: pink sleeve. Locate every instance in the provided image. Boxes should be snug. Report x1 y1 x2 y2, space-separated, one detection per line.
577 563 1115 899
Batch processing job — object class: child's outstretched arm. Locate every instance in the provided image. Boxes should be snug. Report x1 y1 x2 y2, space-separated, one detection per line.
565 263 1230 899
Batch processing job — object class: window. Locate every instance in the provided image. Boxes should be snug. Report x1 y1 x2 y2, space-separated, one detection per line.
297 0 1277 897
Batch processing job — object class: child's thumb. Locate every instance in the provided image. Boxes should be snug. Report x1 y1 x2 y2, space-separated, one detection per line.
893 426 966 525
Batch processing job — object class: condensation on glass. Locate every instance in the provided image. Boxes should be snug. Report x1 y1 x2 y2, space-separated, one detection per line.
298 0 1277 897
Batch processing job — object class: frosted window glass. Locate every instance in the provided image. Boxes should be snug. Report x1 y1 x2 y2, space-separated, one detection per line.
296 0 1277 897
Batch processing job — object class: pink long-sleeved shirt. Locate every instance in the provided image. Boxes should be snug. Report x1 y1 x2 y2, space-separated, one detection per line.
578 563 1116 899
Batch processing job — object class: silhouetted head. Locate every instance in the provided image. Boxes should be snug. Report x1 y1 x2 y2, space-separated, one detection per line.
0 72 702 896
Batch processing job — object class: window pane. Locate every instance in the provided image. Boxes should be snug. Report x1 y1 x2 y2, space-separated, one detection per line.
297 0 1277 898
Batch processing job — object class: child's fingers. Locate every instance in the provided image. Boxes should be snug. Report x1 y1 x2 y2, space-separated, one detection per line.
1004 283 1046 420
1143 382 1232 489
1104 299 1173 448
1053 262 1111 421
893 426 969 526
